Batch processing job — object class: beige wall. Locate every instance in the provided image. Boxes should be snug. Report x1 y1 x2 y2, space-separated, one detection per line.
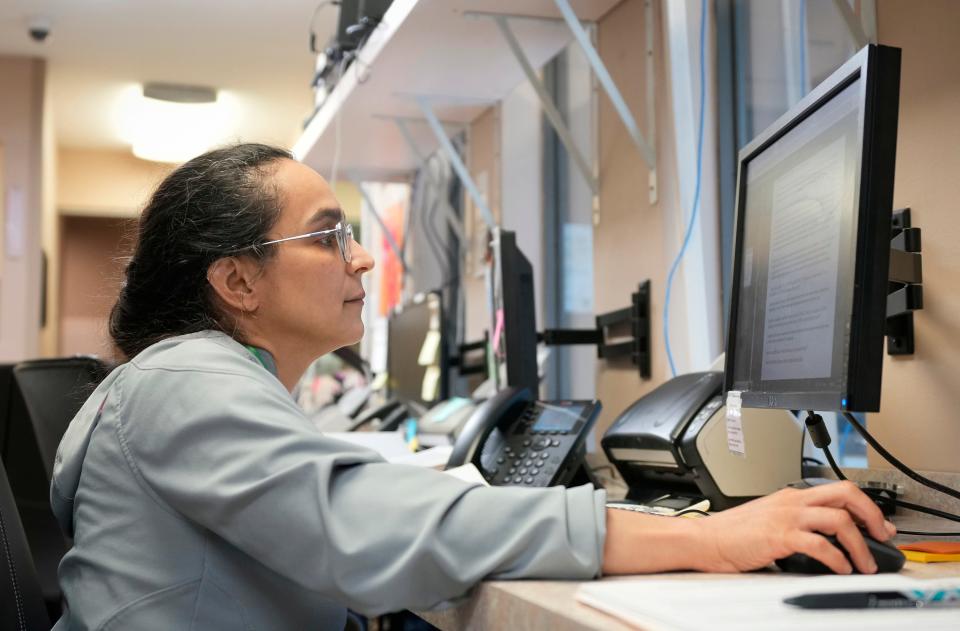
871 0 960 472
464 106 502 344
41 69 59 357
0 56 46 362
57 147 361 221
51 148 171 357
58 147 172 217
592 0 678 439
58 216 135 358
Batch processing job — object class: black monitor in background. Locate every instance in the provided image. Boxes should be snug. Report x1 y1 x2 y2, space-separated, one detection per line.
386 292 448 408
335 0 392 50
490 228 539 395
724 45 901 413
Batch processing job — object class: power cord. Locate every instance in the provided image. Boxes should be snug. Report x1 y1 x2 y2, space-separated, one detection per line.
805 411 960 537
841 411 960 502
309 1 341 54
798 416 824 466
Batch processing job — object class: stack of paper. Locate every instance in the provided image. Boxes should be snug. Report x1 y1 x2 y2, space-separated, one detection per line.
576 574 960 631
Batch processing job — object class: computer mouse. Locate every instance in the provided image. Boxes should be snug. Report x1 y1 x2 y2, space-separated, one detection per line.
775 530 905 574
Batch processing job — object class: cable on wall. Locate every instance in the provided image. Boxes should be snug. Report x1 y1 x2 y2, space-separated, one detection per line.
663 0 708 377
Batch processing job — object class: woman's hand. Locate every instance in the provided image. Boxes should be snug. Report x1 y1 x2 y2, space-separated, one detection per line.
602 481 896 575
695 481 896 574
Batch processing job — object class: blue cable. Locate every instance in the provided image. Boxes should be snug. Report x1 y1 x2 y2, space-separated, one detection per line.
664 0 707 377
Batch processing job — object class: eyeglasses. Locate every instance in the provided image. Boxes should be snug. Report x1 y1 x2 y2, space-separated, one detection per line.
244 222 354 263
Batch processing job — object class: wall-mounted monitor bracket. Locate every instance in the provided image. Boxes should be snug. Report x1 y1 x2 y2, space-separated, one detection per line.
540 280 651 379
452 335 489 376
887 208 923 355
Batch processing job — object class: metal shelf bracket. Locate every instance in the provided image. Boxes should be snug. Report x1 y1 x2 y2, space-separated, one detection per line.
390 116 468 247
415 97 496 230
468 3 658 203
555 0 658 204
484 14 598 195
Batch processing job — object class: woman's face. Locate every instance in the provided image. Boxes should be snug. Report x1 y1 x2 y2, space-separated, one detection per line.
253 159 374 356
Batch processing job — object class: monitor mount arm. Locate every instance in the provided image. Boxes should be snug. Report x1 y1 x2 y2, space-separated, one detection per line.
450 334 489 376
887 208 923 355
539 280 652 380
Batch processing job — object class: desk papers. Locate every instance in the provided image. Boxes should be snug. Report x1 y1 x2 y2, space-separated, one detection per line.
576 574 960 630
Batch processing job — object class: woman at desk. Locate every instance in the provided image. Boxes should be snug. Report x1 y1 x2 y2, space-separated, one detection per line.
51 143 896 629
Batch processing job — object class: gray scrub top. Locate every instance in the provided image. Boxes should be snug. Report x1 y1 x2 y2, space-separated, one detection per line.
51 331 606 630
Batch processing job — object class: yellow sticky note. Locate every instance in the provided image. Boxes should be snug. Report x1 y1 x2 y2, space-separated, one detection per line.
901 550 960 563
418 330 441 366
421 365 440 402
371 372 388 391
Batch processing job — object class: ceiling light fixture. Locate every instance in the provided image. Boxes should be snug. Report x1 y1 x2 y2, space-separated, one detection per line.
119 82 238 164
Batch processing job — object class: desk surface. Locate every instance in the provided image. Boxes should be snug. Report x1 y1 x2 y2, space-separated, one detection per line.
418 561 960 631
419 475 960 630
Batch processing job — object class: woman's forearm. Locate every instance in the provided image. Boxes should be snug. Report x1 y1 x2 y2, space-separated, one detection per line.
602 508 713 575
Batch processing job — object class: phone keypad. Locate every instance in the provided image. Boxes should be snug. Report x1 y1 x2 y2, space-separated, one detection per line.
486 406 580 487
479 399 600 488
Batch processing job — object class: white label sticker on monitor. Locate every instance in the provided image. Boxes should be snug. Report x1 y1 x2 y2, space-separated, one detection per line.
725 390 746 457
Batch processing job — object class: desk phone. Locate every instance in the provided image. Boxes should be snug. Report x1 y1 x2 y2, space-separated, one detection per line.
446 387 600 488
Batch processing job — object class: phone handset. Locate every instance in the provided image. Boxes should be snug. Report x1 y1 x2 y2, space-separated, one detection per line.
446 387 532 470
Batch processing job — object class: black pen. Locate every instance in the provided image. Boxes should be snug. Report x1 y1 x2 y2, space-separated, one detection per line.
785 589 960 610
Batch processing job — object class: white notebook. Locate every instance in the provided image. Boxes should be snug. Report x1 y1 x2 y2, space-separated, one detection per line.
576 574 960 631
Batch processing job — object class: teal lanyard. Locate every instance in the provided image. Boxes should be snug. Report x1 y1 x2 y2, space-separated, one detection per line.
244 345 277 377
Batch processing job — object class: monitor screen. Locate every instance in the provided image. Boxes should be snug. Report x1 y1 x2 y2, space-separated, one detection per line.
724 45 900 413
386 292 445 407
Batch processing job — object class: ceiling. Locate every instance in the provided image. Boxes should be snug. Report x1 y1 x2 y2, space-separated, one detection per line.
0 0 337 153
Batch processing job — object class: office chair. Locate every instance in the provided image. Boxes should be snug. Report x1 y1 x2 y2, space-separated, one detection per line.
9 356 109 622
0 458 51 630
13 357 110 478
0 363 16 463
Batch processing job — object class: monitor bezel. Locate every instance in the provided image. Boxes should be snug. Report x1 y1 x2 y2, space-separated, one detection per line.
723 45 901 413
489 228 539 395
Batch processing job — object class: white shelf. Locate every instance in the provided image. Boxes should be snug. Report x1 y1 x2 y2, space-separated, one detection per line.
293 0 620 181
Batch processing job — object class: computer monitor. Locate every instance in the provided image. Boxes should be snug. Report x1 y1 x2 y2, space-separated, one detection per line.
335 0 392 50
489 228 538 395
386 292 447 408
724 45 901 413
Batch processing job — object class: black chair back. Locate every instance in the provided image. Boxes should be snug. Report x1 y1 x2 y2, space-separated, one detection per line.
13 357 109 478
8 357 109 623
0 459 50 630
0 364 18 464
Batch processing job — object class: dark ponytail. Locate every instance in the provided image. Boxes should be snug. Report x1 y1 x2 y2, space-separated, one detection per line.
110 143 292 360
